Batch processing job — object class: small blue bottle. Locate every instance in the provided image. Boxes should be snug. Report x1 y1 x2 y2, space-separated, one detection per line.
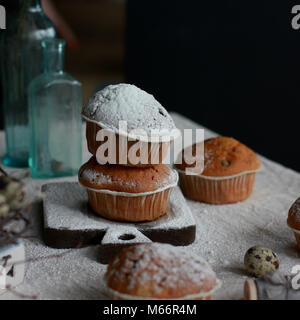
28 39 82 178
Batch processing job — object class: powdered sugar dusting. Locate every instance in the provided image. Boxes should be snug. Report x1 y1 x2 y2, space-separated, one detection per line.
82 84 176 136
106 243 216 295
80 169 112 185
80 166 178 193
101 227 152 245
43 182 195 232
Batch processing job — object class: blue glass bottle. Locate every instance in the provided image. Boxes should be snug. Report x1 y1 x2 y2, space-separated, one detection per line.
28 39 82 178
0 0 56 167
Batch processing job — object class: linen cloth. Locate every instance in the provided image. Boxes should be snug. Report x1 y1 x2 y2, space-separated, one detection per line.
0 112 299 300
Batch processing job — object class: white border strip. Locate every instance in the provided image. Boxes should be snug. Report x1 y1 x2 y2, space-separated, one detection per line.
175 167 260 180
82 114 181 142
79 170 179 197
105 279 222 300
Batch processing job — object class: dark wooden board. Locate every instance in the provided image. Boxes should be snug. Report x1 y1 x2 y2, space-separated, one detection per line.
42 182 196 264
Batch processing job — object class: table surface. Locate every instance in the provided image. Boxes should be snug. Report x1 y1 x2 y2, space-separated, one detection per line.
0 112 299 300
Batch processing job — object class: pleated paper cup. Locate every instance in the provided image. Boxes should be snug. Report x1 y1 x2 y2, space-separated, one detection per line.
105 279 222 300
176 168 259 204
84 117 174 167
79 173 178 222
287 227 300 250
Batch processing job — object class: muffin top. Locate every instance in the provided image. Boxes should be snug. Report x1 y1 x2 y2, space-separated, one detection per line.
78 157 178 193
105 243 217 299
176 136 261 177
287 198 300 230
82 83 177 140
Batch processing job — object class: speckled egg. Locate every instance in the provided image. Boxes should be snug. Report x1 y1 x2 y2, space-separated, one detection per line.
244 246 279 277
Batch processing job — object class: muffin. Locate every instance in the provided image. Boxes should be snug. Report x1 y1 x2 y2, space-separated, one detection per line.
104 243 221 300
82 83 179 167
78 157 178 222
287 197 300 250
175 137 261 204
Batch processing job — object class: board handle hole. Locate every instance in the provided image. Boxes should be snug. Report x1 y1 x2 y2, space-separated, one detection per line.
118 234 136 241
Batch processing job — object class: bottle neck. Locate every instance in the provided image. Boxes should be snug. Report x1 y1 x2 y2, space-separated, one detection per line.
4 0 41 14
22 0 42 12
42 39 65 74
29 0 41 7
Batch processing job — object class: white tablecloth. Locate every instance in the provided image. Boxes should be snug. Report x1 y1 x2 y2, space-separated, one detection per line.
0 112 299 300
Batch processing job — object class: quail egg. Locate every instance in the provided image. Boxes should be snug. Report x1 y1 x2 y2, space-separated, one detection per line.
0 194 9 218
244 246 279 277
0 176 26 210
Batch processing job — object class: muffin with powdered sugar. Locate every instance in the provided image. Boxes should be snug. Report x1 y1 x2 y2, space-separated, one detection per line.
82 83 179 167
104 243 221 300
78 157 178 222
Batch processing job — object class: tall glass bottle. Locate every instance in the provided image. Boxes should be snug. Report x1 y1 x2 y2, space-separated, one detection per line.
28 38 82 178
0 0 56 167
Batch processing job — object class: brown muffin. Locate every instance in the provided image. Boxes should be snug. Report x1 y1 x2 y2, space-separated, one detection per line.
175 137 261 204
176 136 261 176
105 243 220 300
79 157 176 193
287 198 300 249
78 157 178 222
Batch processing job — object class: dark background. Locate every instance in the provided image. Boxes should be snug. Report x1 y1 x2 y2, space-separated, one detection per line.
126 0 300 172
1 0 299 172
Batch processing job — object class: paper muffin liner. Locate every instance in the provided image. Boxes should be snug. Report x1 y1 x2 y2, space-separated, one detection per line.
287 226 300 250
104 279 222 300
176 168 259 204
84 118 173 167
79 172 178 222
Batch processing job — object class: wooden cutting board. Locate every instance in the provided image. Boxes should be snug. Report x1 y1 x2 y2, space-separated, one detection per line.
42 182 196 263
